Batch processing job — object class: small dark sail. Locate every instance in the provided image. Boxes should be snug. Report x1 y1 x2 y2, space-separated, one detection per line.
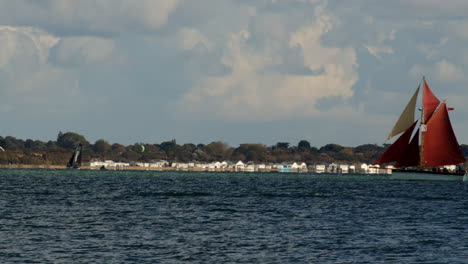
67 144 83 168
395 128 420 168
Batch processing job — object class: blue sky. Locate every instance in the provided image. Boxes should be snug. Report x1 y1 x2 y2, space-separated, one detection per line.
1 0 468 147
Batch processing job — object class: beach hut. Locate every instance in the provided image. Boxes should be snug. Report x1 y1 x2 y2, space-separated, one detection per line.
328 163 338 173
245 161 255 172
235 161 245 171
213 161 222 168
368 164 380 174
315 164 326 173
299 162 307 172
221 161 228 168
360 163 369 173
339 164 349 173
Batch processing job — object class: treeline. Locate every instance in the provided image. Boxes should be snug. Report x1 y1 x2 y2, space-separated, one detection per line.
1 132 468 165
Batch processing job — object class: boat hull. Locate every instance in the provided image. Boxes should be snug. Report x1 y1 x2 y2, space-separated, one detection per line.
390 171 466 181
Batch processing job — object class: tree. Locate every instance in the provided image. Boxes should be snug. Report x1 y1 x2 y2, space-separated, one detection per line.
182 144 197 153
57 132 88 149
234 144 269 162
94 139 111 153
111 143 126 153
354 144 382 153
4 136 24 150
297 140 311 150
275 142 289 149
46 140 58 150
203 141 233 161
25 139 34 149
320 143 344 153
159 139 178 152
159 139 179 160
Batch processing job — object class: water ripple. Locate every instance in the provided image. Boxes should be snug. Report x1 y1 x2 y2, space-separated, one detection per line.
0 169 467 263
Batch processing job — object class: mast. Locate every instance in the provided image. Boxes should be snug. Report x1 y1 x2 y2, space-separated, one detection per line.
420 77 441 168
420 77 425 168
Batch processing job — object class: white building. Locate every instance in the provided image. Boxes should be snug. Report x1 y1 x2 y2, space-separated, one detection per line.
211 161 221 168
244 161 255 172
339 164 349 173
298 162 307 171
328 163 338 173
221 161 228 168
368 164 380 174
89 159 130 169
291 162 307 172
360 163 369 173
235 161 245 171
315 165 326 173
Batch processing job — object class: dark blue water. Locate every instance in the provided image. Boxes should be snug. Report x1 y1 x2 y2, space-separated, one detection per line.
0 169 467 263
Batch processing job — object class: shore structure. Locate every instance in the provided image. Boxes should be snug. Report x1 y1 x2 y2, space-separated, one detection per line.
87 159 393 173
1 160 397 174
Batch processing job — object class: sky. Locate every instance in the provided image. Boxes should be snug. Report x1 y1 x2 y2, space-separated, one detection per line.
1 0 468 148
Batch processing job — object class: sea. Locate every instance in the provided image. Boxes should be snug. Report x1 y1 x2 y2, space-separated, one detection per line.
0 169 467 263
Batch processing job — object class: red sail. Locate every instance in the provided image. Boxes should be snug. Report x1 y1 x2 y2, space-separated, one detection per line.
423 79 440 122
395 129 420 167
374 121 417 165
422 102 465 167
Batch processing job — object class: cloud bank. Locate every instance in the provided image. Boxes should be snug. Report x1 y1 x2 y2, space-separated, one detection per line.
175 3 358 120
1 0 468 146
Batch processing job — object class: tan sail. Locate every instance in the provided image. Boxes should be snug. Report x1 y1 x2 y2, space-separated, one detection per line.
386 85 420 140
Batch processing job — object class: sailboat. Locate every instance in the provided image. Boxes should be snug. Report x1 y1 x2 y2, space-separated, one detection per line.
374 77 467 181
66 143 83 169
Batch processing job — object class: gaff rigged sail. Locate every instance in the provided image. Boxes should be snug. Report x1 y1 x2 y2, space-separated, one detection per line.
375 121 418 165
422 102 465 167
422 79 440 123
375 77 465 169
386 85 419 141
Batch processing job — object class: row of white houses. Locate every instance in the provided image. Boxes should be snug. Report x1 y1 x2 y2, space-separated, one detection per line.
88 159 392 174
170 161 309 172
315 163 392 174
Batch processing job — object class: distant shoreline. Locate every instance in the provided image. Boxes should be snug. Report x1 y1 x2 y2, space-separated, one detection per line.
0 164 67 169
0 164 280 172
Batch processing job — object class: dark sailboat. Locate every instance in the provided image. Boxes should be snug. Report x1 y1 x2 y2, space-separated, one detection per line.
374 77 466 180
67 143 83 169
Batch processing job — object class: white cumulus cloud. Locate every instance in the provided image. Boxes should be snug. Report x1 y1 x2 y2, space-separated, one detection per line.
0 0 180 35
434 60 464 82
0 26 89 114
51 37 119 67
411 60 464 82
0 26 59 68
179 28 213 51
364 45 394 58
174 4 358 120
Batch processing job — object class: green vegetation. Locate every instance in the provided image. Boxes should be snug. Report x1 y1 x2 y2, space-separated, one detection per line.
0 131 467 165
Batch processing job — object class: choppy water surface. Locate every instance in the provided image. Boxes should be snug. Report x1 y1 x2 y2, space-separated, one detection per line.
0 169 467 263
